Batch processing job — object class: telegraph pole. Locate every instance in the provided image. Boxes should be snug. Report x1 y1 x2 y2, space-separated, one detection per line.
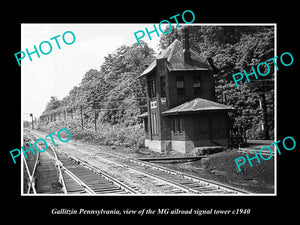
92 101 99 132
249 78 273 140
30 113 34 129
94 110 97 132
80 105 84 130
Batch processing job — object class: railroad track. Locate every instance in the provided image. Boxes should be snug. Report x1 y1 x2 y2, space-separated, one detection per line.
84 147 249 194
23 130 138 194
23 133 61 194
25 129 249 195
22 134 40 194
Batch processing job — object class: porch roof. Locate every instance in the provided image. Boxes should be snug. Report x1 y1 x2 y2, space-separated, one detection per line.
162 98 234 116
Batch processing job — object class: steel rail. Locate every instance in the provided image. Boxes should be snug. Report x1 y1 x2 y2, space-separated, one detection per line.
84 147 249 194
66 154 140 194
27 129 249 194
60 166 96 194
46 145 138 194
43 150 96 194
23 156 38 194
123 154 249 194
45 143 136 194
90 153 199 194
22 136 40 194
27 130 135 194
25 130 69 194
30 130 133 194
37 143 68 194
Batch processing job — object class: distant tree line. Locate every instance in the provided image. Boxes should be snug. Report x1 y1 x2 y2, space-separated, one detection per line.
40 25 274 140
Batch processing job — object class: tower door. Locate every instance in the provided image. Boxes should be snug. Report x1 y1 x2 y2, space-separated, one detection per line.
193 114 209 144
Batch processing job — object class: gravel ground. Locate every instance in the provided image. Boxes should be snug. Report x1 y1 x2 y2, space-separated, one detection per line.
99 144 275 194
31 129 275 194
72 141 275 194
157 150 274 194
30 130 189 194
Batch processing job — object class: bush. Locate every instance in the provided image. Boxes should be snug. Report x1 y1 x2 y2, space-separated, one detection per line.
37 120 145 148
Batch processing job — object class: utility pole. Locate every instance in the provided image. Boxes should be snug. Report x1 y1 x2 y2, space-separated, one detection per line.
80 105 84 130
94 110 97 132
70 108 73 119
259 93 270 140
92 101 99 132
248 79 273 140
30 113 34 129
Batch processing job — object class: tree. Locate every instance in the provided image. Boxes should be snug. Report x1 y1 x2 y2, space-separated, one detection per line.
159 25 275 140
43 96 61 114
40 40 155 127
99 41 155 125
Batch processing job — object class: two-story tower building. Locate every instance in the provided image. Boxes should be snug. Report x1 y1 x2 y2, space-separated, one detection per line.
138 27 233 154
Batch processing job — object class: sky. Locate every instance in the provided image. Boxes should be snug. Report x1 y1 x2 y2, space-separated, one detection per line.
21 24 163 121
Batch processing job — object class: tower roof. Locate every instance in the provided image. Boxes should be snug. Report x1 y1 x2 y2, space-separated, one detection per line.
139 39 212 78
162 98 234 116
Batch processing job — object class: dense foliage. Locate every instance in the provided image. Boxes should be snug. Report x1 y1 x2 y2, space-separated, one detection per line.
40 25 275 144
159 25 274 140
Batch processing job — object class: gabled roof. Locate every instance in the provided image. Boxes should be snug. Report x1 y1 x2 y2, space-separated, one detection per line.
139 39 212 78
162 98 234 116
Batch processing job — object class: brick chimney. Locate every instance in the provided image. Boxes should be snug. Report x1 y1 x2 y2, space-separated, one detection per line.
182 26 192 64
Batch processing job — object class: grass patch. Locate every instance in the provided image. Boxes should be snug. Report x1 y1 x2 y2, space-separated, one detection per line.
35 120 145 149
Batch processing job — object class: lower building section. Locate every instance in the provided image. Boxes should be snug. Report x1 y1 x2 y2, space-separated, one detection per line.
170 140 194 154
142 104 232 154
144 139 171 153
144 138 230 154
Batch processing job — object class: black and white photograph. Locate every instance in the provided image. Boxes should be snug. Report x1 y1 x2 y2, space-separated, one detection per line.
3 5 298 221
21 23 276 196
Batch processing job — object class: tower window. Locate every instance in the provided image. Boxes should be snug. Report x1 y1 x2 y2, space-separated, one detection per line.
173 117 183 134
160 76 166 97
176 76 185 95
149 78 156 98
144 118 149 133
151 113 158 135
193 76 201 95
